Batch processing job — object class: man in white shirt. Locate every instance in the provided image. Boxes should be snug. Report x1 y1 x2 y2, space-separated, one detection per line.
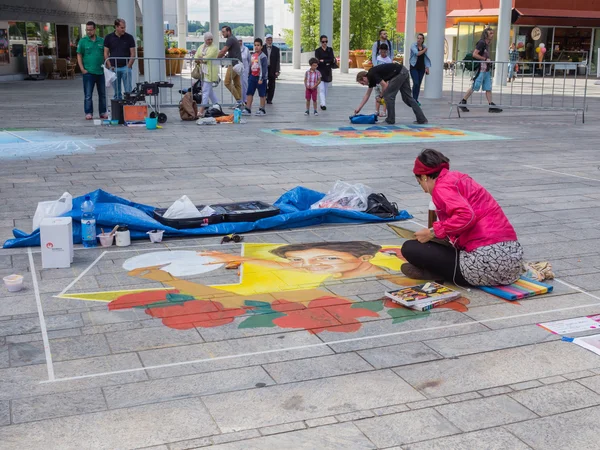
371 29 392 66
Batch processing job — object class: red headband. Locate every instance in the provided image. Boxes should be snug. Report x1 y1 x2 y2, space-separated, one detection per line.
413 158 449 176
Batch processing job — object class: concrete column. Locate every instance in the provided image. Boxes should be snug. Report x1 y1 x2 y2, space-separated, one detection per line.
403 0 416 68
117 0 138 84
494 0 511 87
142 0 166 90
423 0 445 99
177 0 187 49
255 0 265 38
293 0 301 69
320 0 333 42
210 0 219 36
340 0 349 73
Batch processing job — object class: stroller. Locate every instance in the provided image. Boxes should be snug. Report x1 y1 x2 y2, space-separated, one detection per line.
179 78 202 105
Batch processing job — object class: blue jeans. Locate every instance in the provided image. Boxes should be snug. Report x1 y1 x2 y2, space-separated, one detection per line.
83 73 106 115
508 63 515 79
410 68 426 102
113 66 132 99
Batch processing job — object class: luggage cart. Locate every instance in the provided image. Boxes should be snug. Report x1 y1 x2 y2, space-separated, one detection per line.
125 81 174 123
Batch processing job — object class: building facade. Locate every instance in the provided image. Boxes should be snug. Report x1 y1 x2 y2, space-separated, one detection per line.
398 0 600 72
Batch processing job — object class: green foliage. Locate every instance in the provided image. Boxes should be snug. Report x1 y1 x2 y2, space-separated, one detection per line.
282 28 294 48
187 21 273 37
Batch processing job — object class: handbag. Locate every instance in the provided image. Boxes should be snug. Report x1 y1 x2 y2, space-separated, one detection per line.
364 193 399 218
191 61 202 79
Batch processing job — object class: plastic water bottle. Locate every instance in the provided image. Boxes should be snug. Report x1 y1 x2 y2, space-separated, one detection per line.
81 195 97 248
233 108 241 123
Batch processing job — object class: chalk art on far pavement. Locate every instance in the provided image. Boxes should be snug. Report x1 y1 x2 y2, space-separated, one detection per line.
0 129 114 159
263 124 508 147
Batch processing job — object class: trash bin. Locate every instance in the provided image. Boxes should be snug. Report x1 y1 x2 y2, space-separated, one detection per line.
578 64 587 76
110 99 126 124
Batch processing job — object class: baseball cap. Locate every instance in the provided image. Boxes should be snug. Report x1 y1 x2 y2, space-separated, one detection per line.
265 34 273 39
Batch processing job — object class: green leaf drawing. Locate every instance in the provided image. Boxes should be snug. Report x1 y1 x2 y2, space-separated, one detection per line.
239 312 286 329
351 300 384 312
387 307 429 324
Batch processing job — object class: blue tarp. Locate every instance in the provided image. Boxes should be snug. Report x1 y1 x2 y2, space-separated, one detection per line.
3 187 412 248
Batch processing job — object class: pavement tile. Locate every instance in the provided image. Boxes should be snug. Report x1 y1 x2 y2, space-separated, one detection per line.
105 326 203 353
0 397 218 450
11 388 107 424
103 366 274 409
540 375 567 385
435 395 538 432
407 398 449 410
262 353 373 383
576 374 600 394
509 381 600 416
563 370 596 380
305 416 338 427
402 428 532 450
478 386 513 397
334 410 375 422
203 423 375 450
509 380 544 391
357 342 443 369
259 421 306 435
393 341 600 398
49 334 112 361
507 406 600 450
372 404 411 416
0 401 9 426
355 408 461 448
201 370 425 432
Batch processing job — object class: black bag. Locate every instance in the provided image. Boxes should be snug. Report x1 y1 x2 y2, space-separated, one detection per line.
365 193 399 218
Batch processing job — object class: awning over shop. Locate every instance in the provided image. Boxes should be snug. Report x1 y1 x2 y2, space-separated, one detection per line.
514 8 600 27
447 9 500 24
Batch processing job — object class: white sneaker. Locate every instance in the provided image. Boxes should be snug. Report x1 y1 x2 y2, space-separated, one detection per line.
304 110 309 116
242 108 251 116
313 110 319 116
255 109 266 116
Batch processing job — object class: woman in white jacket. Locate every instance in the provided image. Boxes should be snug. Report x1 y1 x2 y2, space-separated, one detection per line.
238 39 251 105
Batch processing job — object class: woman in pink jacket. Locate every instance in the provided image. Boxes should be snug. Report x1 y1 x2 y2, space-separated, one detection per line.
401 149 523 286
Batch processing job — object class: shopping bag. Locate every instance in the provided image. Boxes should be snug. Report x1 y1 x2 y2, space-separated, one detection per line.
103 65 117 87
32 192 73 230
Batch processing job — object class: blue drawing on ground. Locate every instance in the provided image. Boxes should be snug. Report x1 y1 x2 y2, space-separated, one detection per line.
0 130 115 159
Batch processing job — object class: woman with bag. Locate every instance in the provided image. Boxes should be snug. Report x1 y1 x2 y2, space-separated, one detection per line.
409 33 431 105
195 32 219 117
315 35 336 111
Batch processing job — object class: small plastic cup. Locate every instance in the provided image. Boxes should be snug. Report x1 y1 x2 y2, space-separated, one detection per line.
93 119 101 125
145 117 158 130
97 234 115 247
3 274 24 292
147 230 164 243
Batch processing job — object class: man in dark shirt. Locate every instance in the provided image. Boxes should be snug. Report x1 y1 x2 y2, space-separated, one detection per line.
262 34 281 104
218 26 243 105
354 63 427 124
104 18 136 100
458 27 502 113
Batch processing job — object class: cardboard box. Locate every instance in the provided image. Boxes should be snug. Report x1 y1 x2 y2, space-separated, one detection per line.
40 217 73 269
123 105 148 122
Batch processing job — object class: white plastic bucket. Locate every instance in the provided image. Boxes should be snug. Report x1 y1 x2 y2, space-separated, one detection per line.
97 234 115 247
3 274 24 292
147 230 164 243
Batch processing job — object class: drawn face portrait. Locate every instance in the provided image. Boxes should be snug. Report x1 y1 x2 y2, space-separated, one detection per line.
281 248 373 274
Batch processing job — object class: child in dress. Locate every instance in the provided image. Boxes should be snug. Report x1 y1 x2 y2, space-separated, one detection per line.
304 57 322 116
375 43 392 117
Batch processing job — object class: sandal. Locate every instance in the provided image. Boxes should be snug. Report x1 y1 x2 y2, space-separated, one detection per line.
85 114 93 120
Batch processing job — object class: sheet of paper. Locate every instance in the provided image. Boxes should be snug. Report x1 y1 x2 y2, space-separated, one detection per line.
537 315 600 335
573 333 600 357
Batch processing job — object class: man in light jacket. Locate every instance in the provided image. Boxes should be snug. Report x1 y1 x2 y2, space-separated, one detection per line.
239 38 251 105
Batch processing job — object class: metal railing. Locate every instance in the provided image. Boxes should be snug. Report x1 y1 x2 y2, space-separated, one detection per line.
449 60 588 124
103 56 242 113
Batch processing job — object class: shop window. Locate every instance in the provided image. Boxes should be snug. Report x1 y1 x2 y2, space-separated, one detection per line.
8 22 26 58
0 29 8 64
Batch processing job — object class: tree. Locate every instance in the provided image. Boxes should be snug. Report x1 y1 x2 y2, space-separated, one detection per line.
288 0 320 52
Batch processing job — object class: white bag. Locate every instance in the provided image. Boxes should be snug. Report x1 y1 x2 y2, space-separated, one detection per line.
233 62 244 75
310 181 373 211
163 195 203 219
32 192 73 230
103 65 117 87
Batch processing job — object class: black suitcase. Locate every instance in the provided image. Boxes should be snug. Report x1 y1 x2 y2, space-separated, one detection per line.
152 201 280 230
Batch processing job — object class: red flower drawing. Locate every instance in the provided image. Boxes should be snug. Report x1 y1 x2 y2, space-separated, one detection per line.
145 300 246 330
272 296 379 334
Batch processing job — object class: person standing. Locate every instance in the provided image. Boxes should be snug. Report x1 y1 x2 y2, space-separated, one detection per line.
371 29 392 66
354 63 427 125
77 21 107 120
238 38 251 105
218 26 243 105
304 58 322 116
508 43 518 82
315 35 335 110
409 33 431 106
243 38 268 116
195 32 219 118
262 34 280 104
458 27 502 113
103 18 135 100
374 43 392 117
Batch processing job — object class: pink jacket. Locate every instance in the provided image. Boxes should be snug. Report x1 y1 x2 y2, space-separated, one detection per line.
431 169 518 252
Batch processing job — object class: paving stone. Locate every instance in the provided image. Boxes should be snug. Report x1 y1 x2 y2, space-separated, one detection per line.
407 398 449 410
259 421 306 436
509 380 544 391
402 428 531 450
0 345 8 369
355 408 461 448
210 429 262 445
509 381 600 416
357 342 443 369
334 410 375 422
576 375 600 394
445 392 482 403
435 395 538 432
262 353 373 383
82 309 138 326
507 405 600 450
540 375 567 385
393 341 600 398
202 369 425 432
11 388 107 424
8 341 46 367
49 333 111 361
478 386 513 397
0 401 9 426
105 326 203 353
103 366 274 409
305 416 338 427
204 422 375 450
0 397 219 450
372 404 411 416
563 370 596 380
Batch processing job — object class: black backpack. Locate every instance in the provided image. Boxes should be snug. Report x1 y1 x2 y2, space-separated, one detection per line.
365 193 399 218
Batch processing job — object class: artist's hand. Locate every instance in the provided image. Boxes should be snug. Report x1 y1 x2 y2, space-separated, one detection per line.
415 228 434 243
354 108 361 115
